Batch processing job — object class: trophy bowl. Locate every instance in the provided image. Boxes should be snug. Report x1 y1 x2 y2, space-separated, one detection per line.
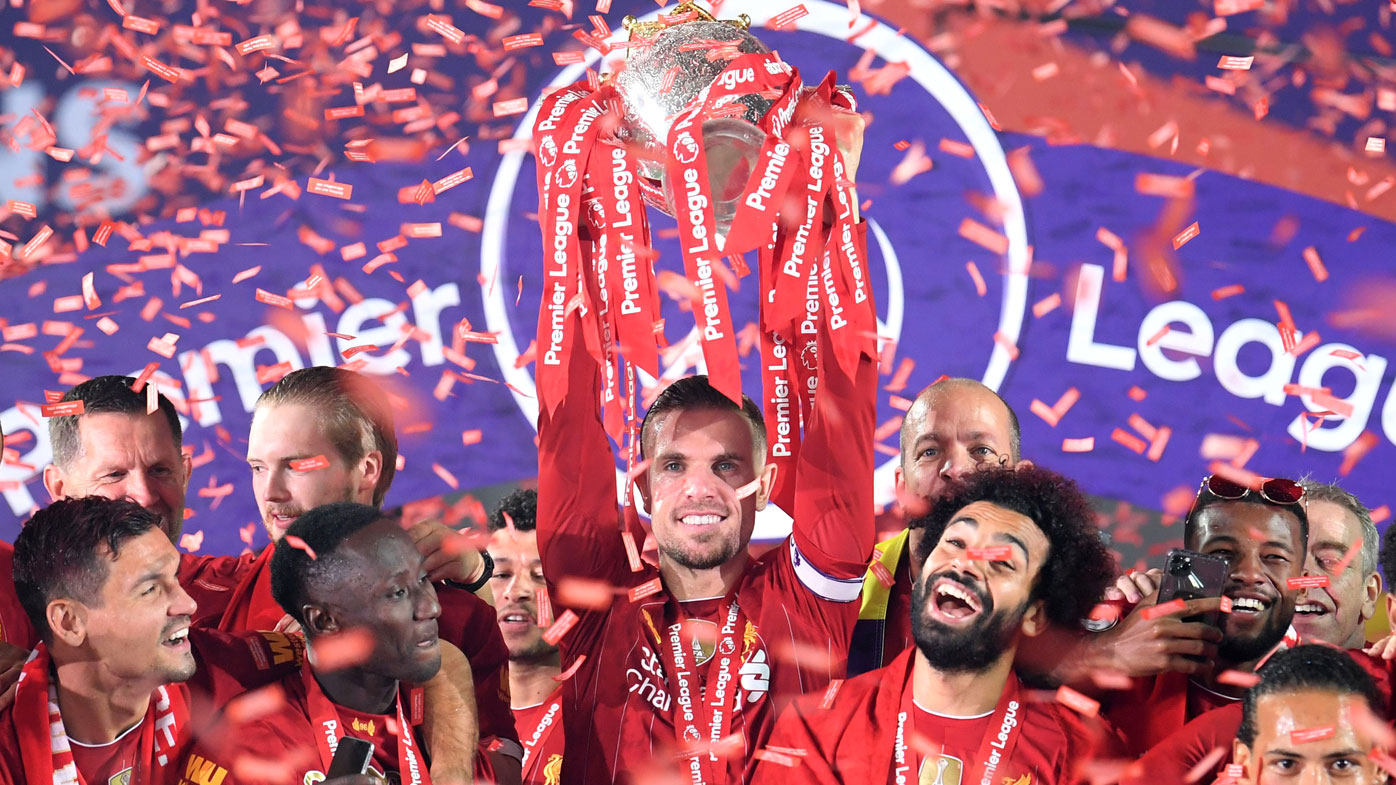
615 16 775 232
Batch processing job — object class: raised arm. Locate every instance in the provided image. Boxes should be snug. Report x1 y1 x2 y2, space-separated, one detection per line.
789 232 878 585
535 314 628 583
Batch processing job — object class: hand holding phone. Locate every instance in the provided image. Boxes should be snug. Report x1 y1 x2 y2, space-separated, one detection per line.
326 737 376 785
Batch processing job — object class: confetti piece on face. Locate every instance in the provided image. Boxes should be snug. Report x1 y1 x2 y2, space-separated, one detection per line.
1172 222 1200 249
290 455 330 472
41 401 84 417
552 654 586 682
1054 685 1100 717
542 609 579 645
307 178 352 200
1291 726 1336 744
968 545 1013 561
1287 575 1329 590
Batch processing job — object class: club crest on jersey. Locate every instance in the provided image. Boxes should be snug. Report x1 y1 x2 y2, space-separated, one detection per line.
109 767 132 785
542 754 563 785
304 773 326 785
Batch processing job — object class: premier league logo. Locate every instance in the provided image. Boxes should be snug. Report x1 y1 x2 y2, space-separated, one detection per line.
538 136 559 169
556 159 579 191
673 131 701 165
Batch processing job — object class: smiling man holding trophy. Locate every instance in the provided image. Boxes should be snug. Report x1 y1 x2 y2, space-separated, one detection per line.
529 3 878 784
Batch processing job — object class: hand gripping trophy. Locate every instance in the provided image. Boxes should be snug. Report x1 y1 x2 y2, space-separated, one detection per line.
531 2 876 515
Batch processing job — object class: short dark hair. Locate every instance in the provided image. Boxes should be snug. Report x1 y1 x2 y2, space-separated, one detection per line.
1237 644 1382 747
640 375 766 459
1184 480 1309 551
257 367 398 507
50 376 182 468
489 488 538 532
901 378 1022 462
13 497 162 643
911 465 1114 627
270 501 388 627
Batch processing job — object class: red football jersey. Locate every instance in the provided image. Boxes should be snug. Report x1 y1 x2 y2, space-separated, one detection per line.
0 628 304 785
1107 672 1240 756
749 649 1106 785
536 231 877 785
0 541 36 650
514 687 565 785
178 666 435 785
180 546 520 760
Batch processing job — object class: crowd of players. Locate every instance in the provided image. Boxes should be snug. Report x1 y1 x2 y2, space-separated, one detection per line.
0 351 1393 785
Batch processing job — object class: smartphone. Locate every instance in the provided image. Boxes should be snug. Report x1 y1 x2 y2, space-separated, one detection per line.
326 737 375 780
1156 548 1230 627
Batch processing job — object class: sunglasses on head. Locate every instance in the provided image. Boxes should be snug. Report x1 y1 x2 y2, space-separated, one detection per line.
1188 474 1307 520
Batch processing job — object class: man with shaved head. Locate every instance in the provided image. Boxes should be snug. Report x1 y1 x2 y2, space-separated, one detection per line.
849 377 1022 675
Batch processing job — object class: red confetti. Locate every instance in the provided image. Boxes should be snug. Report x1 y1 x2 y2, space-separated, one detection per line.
179 530 204 552
1210 284 1245 300
965 261 987 297
621 530 644 572
1291 726 1336 744
1302 246 1329 282
492 98 529 117
315 629 378 671
290 455 330 472
432 463 460 489
284 535 318 560
1061 437 1094 453
629 578 662 602
255 289 294 310
1030 387 1079 428
769 5 809 30
542 609 579 645
1142 598 1187 620
552 654 587 682
819 679 843 709
307 178 353 200
1054 685 1100 717
1286 575 1330 590
968 545 1013 561
40 401 84 417
1172 221 1200 249
503 33 543 50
